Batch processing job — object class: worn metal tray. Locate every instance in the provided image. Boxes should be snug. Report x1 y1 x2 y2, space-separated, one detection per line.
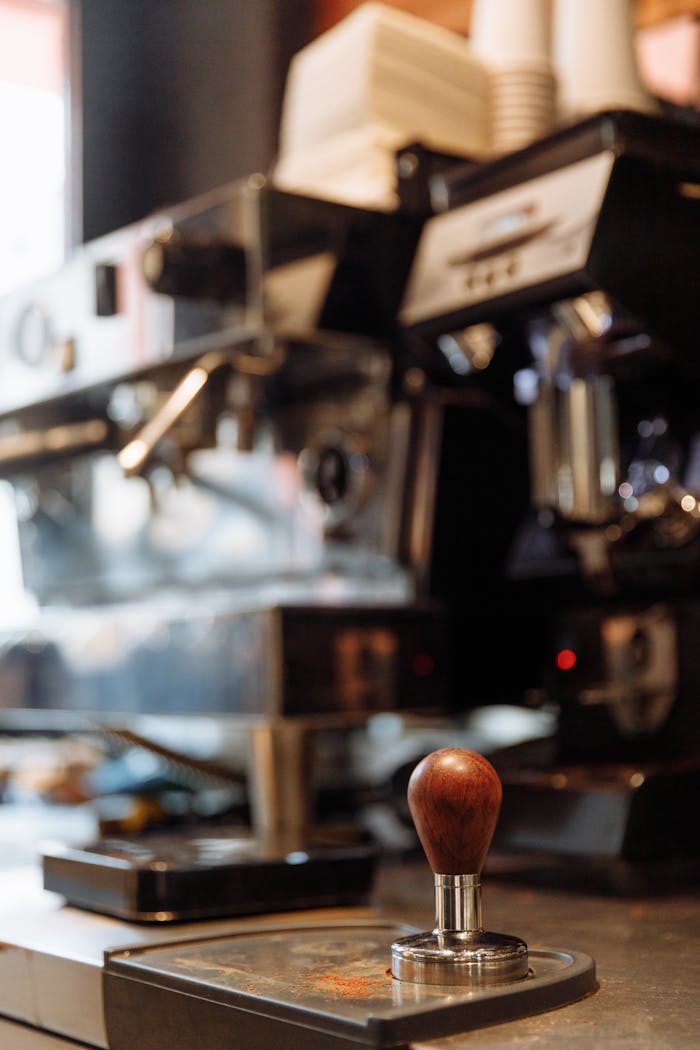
104 919 596 1048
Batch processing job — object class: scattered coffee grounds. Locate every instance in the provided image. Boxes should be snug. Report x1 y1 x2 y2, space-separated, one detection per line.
310 971 391 999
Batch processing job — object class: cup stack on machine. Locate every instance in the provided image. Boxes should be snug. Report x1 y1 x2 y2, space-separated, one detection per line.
273 0 657 209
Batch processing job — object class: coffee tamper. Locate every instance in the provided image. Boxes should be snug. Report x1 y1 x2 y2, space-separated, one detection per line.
392 748 529 986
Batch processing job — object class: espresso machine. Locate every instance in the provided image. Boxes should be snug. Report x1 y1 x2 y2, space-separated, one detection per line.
1 109 699 892
0 143 605 1049
5 109 700 1047
0 174 456 916
399 109 700 874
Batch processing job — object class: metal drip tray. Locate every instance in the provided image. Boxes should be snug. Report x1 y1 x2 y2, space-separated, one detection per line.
103 920 596 1048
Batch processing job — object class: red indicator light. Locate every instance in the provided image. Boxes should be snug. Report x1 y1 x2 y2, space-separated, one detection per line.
412 652 435 677
556 648 577 672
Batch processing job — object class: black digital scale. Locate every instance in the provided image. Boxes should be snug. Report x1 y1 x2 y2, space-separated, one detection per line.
42 829 377 921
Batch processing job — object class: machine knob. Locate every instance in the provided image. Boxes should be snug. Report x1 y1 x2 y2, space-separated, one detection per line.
391 748 528 986
408 748 502 876
142 234 246 303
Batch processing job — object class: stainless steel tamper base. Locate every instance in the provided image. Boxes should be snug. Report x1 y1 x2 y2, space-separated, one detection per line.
391 929 529 986
391 874 529 986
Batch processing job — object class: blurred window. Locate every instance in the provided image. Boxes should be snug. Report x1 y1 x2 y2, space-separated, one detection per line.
0 0 71 295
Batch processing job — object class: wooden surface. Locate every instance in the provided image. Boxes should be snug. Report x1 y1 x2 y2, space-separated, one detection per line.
313 0 473 35
636 0 700 27
313 0 700 37
407 749 502 875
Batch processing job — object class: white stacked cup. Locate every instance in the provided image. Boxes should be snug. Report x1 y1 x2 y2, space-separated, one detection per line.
553 0 656 120
470 0 556 155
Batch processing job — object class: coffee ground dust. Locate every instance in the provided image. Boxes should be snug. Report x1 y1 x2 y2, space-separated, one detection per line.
310 972 392 998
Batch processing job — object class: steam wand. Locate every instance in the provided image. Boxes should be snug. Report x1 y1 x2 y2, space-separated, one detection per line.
391 748 529 986
117 339 286 477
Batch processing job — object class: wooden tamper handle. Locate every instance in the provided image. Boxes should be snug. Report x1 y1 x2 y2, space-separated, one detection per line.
391 748 528 985
408 748 502 876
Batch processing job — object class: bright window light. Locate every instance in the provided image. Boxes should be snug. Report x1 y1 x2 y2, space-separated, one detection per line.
0 0 69 295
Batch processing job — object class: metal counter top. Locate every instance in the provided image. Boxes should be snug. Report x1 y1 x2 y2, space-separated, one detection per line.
0 860 698 1048
375 861 700 1049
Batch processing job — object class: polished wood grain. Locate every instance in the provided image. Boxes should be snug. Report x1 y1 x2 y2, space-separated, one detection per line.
407 748 502 875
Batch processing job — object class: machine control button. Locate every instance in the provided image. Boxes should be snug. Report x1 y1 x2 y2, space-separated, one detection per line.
315 446 349 505
13 302 53 366
142 233 246 302
95 263 119 316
